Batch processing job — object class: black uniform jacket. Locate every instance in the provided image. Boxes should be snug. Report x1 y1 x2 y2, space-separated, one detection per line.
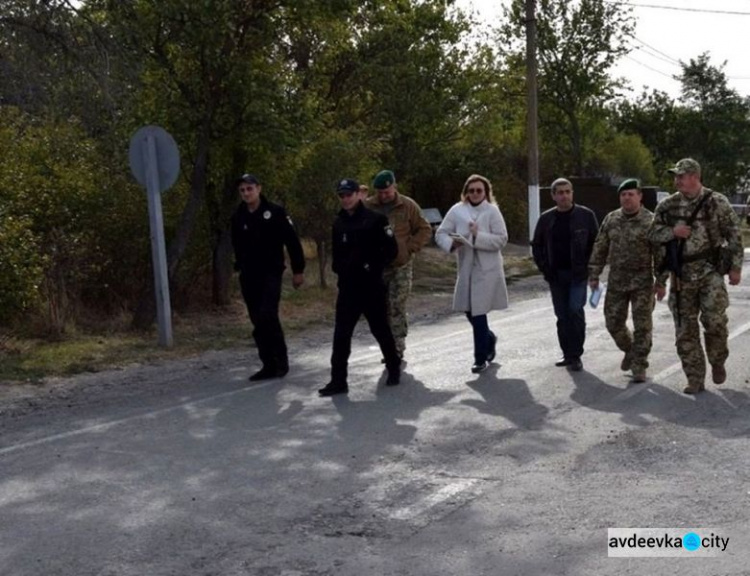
332 202 398 289
231 195 305 277
532 204 599 283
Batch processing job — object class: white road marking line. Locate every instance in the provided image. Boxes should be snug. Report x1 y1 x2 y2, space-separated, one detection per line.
389 478 479 521
0 379 278 457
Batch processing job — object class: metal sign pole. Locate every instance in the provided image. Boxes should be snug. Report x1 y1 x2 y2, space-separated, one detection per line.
143 134 174 347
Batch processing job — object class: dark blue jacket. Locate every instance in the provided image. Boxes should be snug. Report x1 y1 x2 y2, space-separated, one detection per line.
532 204 599 283
332 202 397 289
231 195 305 277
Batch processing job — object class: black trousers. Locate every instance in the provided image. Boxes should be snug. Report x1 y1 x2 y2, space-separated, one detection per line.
239 272 287 370
331 282 400 385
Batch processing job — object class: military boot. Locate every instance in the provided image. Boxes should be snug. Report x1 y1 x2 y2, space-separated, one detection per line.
683 382 705 395
620 351 633 372
711 364 726 384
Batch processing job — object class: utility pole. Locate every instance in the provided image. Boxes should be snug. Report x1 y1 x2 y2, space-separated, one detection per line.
525 0 540 248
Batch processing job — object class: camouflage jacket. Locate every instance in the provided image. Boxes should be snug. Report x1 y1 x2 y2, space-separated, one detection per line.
589 207 661 291
648 187 743 283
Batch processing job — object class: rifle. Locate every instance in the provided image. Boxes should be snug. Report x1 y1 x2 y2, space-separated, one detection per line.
658 191 712 327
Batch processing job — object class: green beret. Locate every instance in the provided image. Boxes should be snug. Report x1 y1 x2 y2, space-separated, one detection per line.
373 170 395 190
617 178 640 193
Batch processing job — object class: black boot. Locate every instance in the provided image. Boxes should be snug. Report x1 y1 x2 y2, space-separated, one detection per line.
487 332 497 363
249 366 279 381
318 381 348 396
386 366 401 386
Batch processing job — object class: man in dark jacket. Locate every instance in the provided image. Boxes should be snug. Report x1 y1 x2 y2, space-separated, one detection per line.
532 178 599 371
231 173 305 381
318 179 401 397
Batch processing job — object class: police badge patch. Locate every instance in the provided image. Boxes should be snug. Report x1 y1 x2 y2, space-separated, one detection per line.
385 225 394 237
263 210 271 220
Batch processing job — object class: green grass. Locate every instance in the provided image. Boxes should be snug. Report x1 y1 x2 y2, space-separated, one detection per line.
0 287 334 383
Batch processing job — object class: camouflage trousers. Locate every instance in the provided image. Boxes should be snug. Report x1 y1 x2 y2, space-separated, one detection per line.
603 286 654 373
383 262 413 355
668 272 729 388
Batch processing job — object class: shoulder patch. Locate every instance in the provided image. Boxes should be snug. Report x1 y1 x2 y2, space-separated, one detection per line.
263 210 272 220
385 225 394 237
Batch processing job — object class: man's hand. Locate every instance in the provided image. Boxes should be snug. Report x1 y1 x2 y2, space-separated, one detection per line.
673 224 691 239
654 283 666 301
292 273 304 289
729 269 741 286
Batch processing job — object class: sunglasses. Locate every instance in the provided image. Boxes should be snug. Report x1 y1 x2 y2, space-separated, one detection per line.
467 187 485 193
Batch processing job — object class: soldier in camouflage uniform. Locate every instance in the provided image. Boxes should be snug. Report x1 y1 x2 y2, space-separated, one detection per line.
365 170 432 360
589 179 666 383
648 158 743 394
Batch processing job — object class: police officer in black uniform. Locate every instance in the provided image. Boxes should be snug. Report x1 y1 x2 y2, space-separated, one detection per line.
318 179 402 397
231 173 305 381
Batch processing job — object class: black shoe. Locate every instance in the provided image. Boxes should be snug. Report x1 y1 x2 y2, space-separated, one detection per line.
570 358 583 372
487 333 497 363
471 361 490 374
275 365 289 378
318 382 348 397
386 368 401 386
555 358 572 367
249 367 279 381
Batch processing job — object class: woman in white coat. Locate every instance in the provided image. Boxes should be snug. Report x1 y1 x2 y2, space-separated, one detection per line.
435 174 509 373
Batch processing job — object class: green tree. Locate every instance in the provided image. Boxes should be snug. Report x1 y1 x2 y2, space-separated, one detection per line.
615 54 750 192
501 0 634 175
678 54 750 192
0 108 111 333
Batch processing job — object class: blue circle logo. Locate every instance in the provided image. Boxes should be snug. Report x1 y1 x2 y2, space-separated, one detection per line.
683 532 701 551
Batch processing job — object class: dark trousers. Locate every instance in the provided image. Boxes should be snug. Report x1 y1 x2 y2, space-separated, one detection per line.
465 312 495 364
240 272 287 370
548 270 587 360
331 283 400 384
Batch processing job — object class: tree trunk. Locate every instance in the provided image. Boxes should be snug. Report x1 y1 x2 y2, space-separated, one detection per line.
210 147 247 307
212 228 234 306
316 239 328 289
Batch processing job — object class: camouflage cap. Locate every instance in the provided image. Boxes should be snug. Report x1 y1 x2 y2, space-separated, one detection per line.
373 170 395 190
617 178 640 193
667 158 701 175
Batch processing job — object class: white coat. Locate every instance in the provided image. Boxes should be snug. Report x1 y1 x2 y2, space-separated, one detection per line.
435 200 509 316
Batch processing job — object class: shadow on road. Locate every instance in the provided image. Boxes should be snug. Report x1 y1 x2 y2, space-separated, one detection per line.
461 371 549 431
568 368 750 437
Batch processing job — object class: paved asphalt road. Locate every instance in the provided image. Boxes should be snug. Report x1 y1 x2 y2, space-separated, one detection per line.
3 261 750 575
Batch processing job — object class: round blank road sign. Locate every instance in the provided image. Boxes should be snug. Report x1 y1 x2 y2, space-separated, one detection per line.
128 125 180 193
